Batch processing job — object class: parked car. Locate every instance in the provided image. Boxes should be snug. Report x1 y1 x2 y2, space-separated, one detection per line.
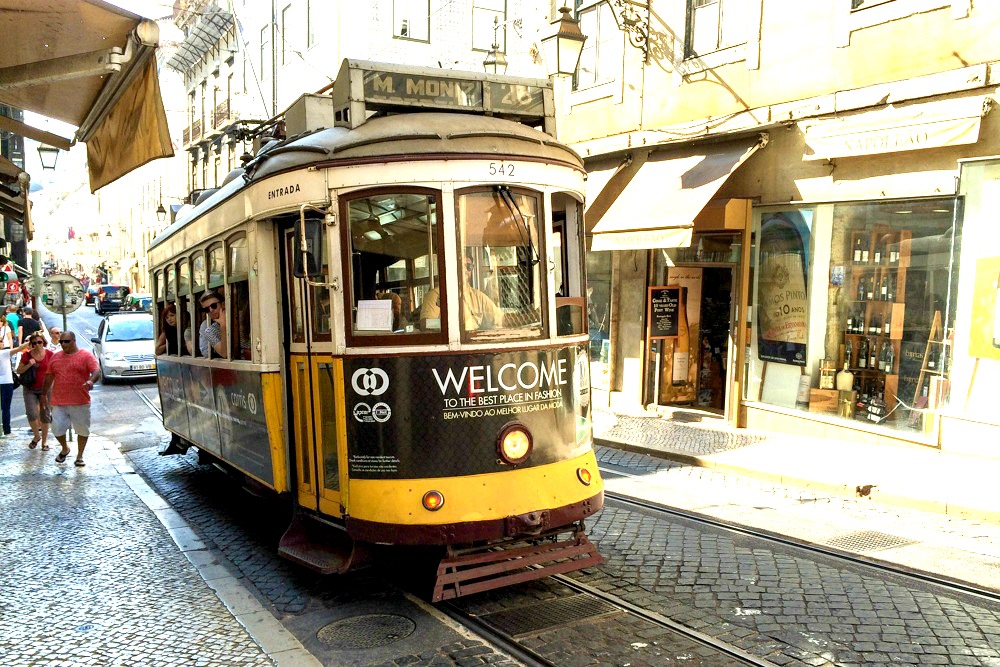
94 285 130 315
91 312 156 382
123 293 153 312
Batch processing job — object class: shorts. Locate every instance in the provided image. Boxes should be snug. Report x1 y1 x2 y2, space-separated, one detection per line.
51 404 91 437
23 390 51 423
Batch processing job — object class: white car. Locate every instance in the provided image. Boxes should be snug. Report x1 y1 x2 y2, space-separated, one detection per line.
91 312 156 382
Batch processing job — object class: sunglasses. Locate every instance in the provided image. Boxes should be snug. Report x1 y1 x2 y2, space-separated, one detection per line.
31 341 45 346
201 302 222 313
59 339 72 344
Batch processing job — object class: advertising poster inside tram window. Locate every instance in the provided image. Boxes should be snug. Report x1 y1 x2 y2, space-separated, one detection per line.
212 368 273 485
757 210 812 366
157 360 190 439
344 345 592 479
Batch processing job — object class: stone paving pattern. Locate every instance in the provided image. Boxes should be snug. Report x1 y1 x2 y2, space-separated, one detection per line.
0 431 274 667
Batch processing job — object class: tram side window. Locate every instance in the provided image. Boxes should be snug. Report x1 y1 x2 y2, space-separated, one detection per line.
553 195 587 336
346 191 439 337
228 233 252 360
456 188 544 341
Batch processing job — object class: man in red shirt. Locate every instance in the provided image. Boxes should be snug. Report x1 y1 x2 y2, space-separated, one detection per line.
41 332 100 466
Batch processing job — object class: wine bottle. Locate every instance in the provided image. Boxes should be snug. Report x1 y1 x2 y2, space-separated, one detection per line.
856 277 866 302
875 316 882 336
885 342 895 374
868 337 877 369
846 310 854 334
873 238 882 264
858 337 868 369
865 275 874 301
836 362 854 391
879 274 888 300
861 237 869 263
884 312 891 337
672 287 690 386
886 273 895 302
927 348 936 370
845 338 854 367
853 237 862 263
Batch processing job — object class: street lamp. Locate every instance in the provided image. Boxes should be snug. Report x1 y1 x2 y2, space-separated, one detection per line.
37 144 60 170
483 16 509 75
156 203 167 223
541 6 587 77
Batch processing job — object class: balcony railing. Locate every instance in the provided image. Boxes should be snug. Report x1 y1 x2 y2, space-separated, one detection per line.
182 127 190 144
191 119 202 141
213 100 230 128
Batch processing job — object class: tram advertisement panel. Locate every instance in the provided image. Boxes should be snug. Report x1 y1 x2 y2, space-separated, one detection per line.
344 345 592 479
157 360 273 485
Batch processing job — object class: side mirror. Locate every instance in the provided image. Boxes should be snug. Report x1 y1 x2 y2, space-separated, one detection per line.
91 337 100 344
293 211 323 279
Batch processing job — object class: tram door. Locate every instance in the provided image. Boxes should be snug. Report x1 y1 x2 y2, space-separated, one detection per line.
284 228 346 517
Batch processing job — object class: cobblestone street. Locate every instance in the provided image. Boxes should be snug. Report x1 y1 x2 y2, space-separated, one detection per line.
0 429 297 667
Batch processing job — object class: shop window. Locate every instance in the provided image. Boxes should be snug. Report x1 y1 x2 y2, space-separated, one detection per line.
456 188 544 341
586 250 612 389
748 199 962 435
346 190 441 341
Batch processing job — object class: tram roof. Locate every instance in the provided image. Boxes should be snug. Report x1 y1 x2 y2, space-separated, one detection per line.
150 112 583 251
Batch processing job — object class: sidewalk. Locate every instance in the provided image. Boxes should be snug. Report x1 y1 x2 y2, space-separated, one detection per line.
592 403 1000 524
0 424 319 667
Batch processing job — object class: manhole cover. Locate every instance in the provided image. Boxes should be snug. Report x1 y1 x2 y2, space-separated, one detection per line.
823 530 918 552
316 614 416 650
478 593 621 638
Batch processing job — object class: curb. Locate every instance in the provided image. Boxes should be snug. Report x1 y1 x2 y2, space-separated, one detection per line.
101 439 322 667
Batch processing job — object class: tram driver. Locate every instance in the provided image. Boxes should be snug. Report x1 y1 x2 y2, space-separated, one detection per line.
420 254 503 331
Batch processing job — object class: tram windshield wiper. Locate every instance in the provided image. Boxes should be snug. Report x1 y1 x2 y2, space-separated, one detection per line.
494 185 539 266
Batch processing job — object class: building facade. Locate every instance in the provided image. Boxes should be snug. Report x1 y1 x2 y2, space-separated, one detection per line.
562 0 1000 456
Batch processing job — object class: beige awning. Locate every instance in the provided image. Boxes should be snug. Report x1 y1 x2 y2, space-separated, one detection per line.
802 95 990 161
0 0 173 191
587 137 764 251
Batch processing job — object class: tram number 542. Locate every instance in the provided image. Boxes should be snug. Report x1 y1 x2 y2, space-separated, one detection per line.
488 162 515 176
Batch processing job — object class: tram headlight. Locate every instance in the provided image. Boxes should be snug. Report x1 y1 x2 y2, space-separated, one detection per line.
497 423 532 465
576 467 593 486
422 490 445 511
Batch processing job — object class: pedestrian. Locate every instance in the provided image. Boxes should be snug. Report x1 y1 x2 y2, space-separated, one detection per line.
16 333 52 448
5 304 19 338
46 326 61 352
40 332 100 467
198 290 227 358
0 314 13 348
1 338 31 437
18 306 42 346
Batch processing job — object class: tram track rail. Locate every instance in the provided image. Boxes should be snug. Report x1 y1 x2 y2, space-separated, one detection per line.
599 464 1000 606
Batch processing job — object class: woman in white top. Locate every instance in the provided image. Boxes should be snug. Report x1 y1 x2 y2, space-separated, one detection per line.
0 339 31 437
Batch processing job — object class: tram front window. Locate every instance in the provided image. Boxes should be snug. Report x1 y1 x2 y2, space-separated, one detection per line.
456 188 544 341
346 191 439 337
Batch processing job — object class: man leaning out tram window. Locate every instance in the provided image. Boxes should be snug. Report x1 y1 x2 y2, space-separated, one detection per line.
198 290 227 358
420 254 503 331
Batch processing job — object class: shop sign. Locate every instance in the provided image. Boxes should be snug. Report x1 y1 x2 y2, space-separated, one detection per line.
648 286 681 339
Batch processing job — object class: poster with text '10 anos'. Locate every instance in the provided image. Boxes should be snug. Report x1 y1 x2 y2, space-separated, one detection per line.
969 257 1000 360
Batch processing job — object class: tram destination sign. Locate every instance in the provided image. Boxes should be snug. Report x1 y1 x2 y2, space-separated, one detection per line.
362 69 545 118
331 59 552 128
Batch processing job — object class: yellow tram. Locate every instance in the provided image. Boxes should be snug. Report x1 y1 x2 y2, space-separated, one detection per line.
148 60 603 600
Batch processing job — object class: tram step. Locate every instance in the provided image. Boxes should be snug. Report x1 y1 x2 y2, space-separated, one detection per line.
432 526 603 602
278 513 371 575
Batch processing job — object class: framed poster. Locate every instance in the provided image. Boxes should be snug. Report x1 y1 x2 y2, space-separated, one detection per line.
647 286 681 339
757 210 813 366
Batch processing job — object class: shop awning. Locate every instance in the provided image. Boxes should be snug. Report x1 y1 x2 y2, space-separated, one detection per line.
802 95 991 161
0 184 25 222
0 0 174 192
586 137 764 251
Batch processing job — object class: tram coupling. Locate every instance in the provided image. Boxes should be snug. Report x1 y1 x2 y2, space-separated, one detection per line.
432 522 603 602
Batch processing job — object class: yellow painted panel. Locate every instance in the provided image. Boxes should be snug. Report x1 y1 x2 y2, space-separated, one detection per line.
261 372 289 493
348 451 603 525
